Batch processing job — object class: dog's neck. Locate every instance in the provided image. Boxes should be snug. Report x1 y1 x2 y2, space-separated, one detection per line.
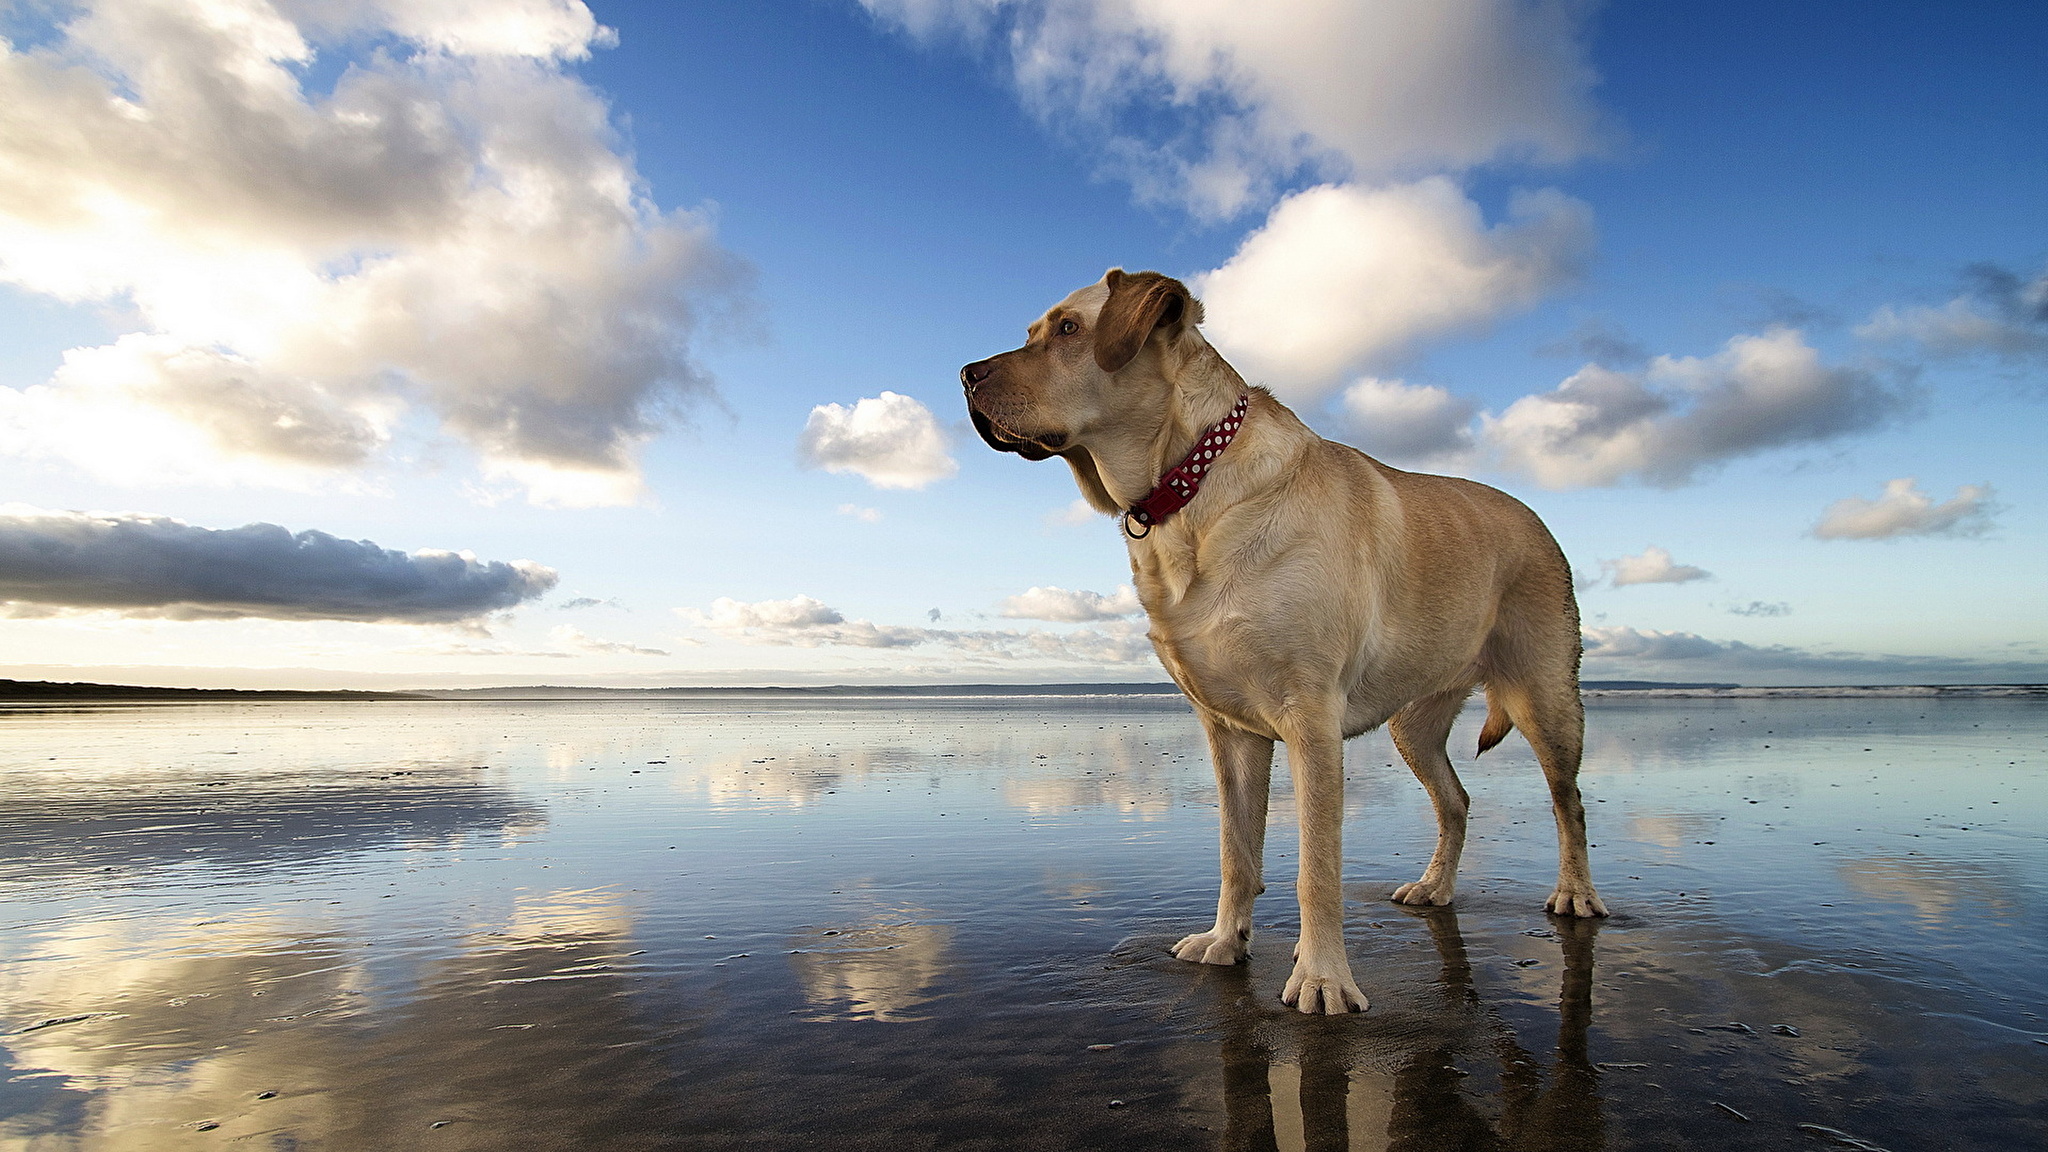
1064 333 1300 517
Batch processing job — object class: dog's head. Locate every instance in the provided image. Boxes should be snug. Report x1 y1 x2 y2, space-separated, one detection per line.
960 268 1205 463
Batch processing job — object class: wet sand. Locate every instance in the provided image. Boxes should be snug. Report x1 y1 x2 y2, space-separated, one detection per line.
1 693 2043 1150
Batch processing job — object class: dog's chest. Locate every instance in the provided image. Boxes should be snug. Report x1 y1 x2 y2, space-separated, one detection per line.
1127 529 1203 607
1130 543 1267 697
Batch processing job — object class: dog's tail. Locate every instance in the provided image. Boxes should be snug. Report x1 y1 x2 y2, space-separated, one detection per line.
1476 687 1514 756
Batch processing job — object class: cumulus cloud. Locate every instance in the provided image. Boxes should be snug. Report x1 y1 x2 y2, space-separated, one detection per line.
1194 181 1591 398
1046 498 1099 527
0 335 397 490
677 594 930 648
797 392 958 490
1581 625 2048 685
998 584 1141 622
1811 478 1997 541
1860 263 2048 362
1600 546 1710 588
368 0 619 59
1483 328 1905 488
0 0 746 504
0 505 556 622
985 619 1154 665
860 3 1605 404
1334 376 1479 465
1580 626 1726 662
676 593 1155 664
1318 330 1906 488
859 0 1600 219
836 503 884 523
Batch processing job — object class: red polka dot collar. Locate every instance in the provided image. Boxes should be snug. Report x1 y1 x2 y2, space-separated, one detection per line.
1123 394 1250 539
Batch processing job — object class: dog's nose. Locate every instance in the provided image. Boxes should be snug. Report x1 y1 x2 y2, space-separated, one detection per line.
961 359 993 392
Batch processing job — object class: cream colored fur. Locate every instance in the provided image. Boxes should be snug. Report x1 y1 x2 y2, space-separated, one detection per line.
962 269 1606 1016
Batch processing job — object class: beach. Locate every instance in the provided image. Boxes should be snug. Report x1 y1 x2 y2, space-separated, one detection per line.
1 691 2043 1150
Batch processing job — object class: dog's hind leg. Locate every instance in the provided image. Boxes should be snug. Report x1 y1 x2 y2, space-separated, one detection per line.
1388 687 1476 907
1496 676 1608 918
1173 712 1274 965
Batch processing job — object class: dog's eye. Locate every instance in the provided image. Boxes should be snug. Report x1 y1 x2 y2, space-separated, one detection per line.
1058 319 1078 336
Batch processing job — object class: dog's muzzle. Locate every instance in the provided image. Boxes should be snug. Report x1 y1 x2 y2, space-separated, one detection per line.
962 358 1059 460
967 406 1058 461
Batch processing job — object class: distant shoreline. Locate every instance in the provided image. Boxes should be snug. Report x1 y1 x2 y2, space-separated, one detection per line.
0 679 429 702
3 677 2044 703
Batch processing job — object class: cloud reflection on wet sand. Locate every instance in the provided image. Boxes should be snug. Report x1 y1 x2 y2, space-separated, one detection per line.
1838 855 2019 927
1 892 685 1150
789 915 953 1023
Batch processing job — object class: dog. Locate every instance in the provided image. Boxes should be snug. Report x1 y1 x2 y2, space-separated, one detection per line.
962 269 1606 1015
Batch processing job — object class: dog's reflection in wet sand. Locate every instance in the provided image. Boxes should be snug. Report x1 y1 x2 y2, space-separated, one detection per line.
1214 910 1603 1152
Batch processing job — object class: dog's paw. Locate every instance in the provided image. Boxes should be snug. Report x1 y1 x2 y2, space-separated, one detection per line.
1390 876 1456 907
1281 957 1367 1015
1545 883 1609 918
1171 929 1249 965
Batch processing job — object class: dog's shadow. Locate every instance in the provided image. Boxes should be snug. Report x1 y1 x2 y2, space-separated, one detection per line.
1113 904 1605 1151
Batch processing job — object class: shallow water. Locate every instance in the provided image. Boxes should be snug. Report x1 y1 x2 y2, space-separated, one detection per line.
1 694 2043 1151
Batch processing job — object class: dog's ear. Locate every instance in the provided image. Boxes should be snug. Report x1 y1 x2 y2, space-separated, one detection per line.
1095 270 1201 373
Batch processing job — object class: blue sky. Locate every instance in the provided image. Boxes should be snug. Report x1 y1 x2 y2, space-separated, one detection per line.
0 0 2043 688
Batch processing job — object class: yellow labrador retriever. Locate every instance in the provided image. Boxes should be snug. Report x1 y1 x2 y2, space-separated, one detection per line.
962 269 1606 1015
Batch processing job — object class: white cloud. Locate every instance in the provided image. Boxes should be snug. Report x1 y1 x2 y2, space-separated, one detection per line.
1333 376 1478 465
1046 498 1099 527
676 593 1156 664
367 0 619 59
1859 264 2048 362
997 584 1141 622
684 594 844 631
998 619 1154 665
0 335 396 490
1312 330 1905 489
1812 478 1997 541
1194 180 1591 399
1602 546 1710 588
0 504 556 622
836 503 884 523
1483 328 1904 489
861 4 1603 398
860 0 1600 219
677 594 930 648
0 0 746 504
797 392 958 490
1580 626 1727 662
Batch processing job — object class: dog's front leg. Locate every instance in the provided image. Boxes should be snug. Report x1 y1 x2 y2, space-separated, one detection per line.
1174 715 1273 965
1279 712 1367 1014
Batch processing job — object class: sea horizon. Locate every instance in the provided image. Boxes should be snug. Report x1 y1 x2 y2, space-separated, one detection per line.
5 675 2047 704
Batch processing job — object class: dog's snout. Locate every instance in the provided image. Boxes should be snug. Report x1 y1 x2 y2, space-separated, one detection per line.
961 359 994 392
